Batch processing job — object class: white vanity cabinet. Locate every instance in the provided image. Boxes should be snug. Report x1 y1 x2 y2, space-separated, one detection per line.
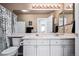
63 45 74 56
23 46 36 56
23 39 49 56
50 40 63 56
36 40 49 56
23 39 74 56
51 45 74 56
50 39 75 56
51 46 63 56
23 40 36 56
63 40 75 56
37 46 49 56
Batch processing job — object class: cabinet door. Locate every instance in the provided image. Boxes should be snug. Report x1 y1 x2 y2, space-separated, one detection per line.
23 46 36 56
75 38 79 56
51 46 63 56
37 46 49 56
64 46 75 56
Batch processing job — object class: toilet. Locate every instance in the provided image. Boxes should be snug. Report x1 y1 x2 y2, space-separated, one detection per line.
1 47 19 56
1 38 21 56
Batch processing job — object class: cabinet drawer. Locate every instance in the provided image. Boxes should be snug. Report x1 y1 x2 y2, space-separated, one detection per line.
63 40 74 45
37 40 49 45
23 40 36 45
50 40 74 45
50 40 63 45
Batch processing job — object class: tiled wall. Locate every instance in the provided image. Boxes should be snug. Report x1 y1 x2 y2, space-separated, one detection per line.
0 5 17 52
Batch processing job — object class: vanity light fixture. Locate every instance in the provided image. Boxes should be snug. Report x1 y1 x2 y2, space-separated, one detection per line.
64 3 73 10
32 3 61 9
32 3 73 10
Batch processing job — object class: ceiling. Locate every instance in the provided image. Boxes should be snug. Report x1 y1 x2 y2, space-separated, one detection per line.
0 3 73 14
13 10 54 14
0 3 57 14
0 3 30 10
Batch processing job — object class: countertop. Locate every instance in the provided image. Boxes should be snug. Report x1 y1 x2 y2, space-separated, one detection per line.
7 33 75 40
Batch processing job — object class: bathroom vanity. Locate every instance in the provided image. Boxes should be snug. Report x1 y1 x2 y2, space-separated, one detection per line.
7 33 75 56
22 33 75 56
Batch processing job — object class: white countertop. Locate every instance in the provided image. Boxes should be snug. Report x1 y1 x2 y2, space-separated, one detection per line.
22 33 75 40
7 33 75 40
